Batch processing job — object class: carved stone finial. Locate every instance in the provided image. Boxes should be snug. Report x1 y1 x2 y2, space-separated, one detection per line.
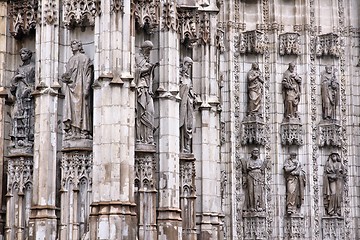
62 0 101 29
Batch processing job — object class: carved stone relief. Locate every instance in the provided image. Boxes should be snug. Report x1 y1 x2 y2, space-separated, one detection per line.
282 62 302 121
322 217 345 239
237 30 265 55
62 0 101 29
280 123 303 145
40 0 58 25
216 28 226 53
283 152 306 215
61 40 93 147
178 8 199 47
243 213 266 240
323 153 345 217
179 57 195 153
133 0 160 34
111 0 124 13
321 65 340 121
9 0 38 39
8 48 35 155
162 1 177 31
135 41 158 145
241 120 266 146
135 153 156 191
318 122 342 147
285 216 305 239
279 33 301 56
316 33 340 57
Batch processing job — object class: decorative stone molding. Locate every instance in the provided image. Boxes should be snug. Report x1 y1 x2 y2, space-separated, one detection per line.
135 152 156 190
241 119 266 146
133 0 160 34
316 33 340 57
62 0 101 29
7 157 33 195
41 0 58 25
216 28 226 53
243 212 266 240
9 0 38 39
322 217 345 239
318 121 342 147
162 1 177 31
111 0 124 13
285 216 305 240
178 7 199 47
280 122 304 145
199 12 210 44
279 32 301 56
237 30 265 54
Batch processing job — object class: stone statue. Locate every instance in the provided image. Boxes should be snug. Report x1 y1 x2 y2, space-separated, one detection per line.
283 152 306 215
246 63 264 118
242 148 266 211
135 41 159 144
321 65 340 121
9 48 35 153
179 57 195 153
282 62 302 120
323 152 345 216
61 40 93 140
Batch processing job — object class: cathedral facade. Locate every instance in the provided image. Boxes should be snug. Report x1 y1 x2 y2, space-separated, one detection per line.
0 0 359 239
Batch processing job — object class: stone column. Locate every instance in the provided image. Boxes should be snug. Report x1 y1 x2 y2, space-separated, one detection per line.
89 1 137 239
28 0 61 239
156 2 182 239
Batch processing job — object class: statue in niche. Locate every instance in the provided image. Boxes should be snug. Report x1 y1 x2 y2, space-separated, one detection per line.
323 152 345 216
61 40 93 140
242 148 266 212
283 152 306 215
179 57 195 153
135 40 159 144
9 48 35 153
321 65 340 121
246 63 264 119
282 62 302 121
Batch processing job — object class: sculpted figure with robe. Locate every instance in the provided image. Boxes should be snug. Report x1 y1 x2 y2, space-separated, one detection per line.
135 40 159 144
321 65 340 121
282 63 302 120
283 152 306 215
179 57 195 153
323 153 345 216
9 48 35 152
61 40 93 140
246 63 264 118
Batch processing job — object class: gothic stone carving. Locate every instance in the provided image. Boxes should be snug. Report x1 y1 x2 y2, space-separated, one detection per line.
283 152 306 215
246 63 264 119
179 57 195 153
62 0 101 29
243 212 266 240
178 8 199 47
6 156 33 239
9 0 38 39
321 65 340 121
162 1 177 31
280 122 303 145
285 216 305 239
61 40 93 144
242 148 266 212
135 41 159 145
282 62 302 121
111 0 124 13
323 153 345 216
279 32 301 56
134 0 160 34
241 120 266 146
238 30 265 54
40 0 58 25
316 33 340 57
9 48 35 155
216 28 226 53
60 151 92 239
135 153 156 190
322 217 345 239
318 122 342 147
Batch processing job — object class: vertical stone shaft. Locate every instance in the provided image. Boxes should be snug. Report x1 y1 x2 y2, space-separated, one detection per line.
90 1 136 239
157 14 182 239
29 1 60 239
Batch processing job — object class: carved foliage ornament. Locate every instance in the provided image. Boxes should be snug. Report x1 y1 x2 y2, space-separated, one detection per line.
279 32 301 55
9 0 38 39
133 0 160 34
135 154 156 190
280 123 304 145
162 1 177 31
39 0 58 25
237 30 265 54
7 157 33 194
318 123 342 147
63 0 101 28
180 161 196 197
241 121 266 146
316 33 340 57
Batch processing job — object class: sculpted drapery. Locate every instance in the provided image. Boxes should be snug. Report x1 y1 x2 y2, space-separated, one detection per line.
61 40 93 140
282 62 302 120
283 152 306 215
246 63 264 117
321 65 340 121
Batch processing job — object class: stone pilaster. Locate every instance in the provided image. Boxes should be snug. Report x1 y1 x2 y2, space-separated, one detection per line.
89 1 137 239
28 1 61 239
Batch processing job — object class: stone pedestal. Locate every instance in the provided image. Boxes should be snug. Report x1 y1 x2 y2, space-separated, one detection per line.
135 144 157 240
241 117 266 145
180 153 196 240
280 121 303 145
243 211 266 240
285 215 305 239
318 121 342 147
322 216 345 240
59 148 92 240
5 155 33 240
